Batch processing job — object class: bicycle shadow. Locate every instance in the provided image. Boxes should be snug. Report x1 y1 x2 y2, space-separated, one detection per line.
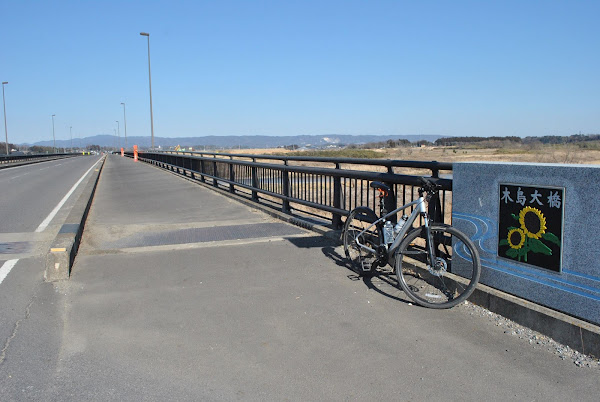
320 244 414 305
284 234 415 306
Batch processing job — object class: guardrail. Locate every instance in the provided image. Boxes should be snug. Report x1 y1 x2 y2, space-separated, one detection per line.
127 150 453 228
0 153 79 167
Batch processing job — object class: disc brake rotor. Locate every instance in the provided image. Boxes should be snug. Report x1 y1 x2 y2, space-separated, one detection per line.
428 257 448 277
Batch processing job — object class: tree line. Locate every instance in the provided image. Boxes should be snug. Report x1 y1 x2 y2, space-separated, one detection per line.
0 141 19 154
434 134 600 146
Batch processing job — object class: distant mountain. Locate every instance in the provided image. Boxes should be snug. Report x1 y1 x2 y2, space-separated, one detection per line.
28 134 442 149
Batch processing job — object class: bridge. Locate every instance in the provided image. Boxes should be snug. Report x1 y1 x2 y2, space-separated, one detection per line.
0 154 598 399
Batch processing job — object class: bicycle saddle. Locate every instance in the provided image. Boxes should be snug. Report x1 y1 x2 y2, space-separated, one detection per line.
369 181 391 193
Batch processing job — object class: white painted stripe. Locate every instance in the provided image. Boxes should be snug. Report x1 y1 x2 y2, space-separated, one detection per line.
34 157 103 233
8 173 28 180
0 259 18 285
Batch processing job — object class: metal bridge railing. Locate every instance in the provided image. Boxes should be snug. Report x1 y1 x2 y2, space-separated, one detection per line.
0 153 78 167
128 150 453 228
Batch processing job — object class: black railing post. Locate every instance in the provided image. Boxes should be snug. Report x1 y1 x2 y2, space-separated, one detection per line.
384 167 397 223
282 161 290 214
184 155 190 177
229 157 235 193
332 163 343 229
251 158 259 202
428 165 443 223
212 155 218 187
199 159 206 182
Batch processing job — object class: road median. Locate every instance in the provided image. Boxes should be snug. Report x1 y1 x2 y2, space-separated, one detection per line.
44 156 106 281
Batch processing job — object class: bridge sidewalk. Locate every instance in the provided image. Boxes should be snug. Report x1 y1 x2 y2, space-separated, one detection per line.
1 154 597 400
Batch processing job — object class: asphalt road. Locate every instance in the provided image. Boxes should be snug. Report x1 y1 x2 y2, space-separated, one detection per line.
0 155 598 401
0 156 102 233
0 155 103 373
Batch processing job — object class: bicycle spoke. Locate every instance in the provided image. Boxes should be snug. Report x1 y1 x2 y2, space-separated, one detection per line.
395 225 481 309
343 208 383 278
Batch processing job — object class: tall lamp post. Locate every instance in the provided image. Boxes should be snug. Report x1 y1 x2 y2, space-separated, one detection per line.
70 126 73 153
140 32 154 150
51 114 56 153
2 81 8 155
121 102 127 148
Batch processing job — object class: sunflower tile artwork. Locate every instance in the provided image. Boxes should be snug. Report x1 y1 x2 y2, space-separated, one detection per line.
498 184 564 272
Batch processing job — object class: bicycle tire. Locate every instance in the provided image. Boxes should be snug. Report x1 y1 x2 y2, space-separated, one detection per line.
395 224 481 308
343 207 384 277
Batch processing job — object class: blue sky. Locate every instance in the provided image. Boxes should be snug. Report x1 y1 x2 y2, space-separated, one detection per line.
1 0 599 144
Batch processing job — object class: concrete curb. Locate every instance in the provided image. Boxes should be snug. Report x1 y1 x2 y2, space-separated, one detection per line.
140 157 600 358
469 283 600 358
44 156 106 281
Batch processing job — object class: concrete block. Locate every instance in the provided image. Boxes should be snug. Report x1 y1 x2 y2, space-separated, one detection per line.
453 162 600 325
44 236 75 281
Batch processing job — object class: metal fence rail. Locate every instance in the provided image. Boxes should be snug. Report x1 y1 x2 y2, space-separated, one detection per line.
0 153 78 168
129 150 453 228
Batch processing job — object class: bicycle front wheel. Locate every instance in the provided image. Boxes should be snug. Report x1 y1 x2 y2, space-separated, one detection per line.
395 224 481 309
343 207 383 277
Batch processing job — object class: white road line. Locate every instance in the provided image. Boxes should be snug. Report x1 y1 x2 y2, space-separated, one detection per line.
34 157 103 233
8 173 28 181
0 259 19 285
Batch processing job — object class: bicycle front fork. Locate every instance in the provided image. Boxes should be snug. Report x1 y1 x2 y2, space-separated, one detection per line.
422 212 437 267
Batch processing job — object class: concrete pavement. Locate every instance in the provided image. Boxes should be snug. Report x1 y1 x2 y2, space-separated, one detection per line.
0 154 598 400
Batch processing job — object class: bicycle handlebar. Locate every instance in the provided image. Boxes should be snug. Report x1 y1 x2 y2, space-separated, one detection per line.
418 177 442 202
419 177 440 190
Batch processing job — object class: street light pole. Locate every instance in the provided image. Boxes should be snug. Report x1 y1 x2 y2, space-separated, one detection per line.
121 102 128 148
140 32 154 150
70 126 73 153
51 114 56 153
2 82 8 155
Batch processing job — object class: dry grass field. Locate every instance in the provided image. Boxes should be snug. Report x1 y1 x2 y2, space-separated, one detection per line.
215 144 600 181
223 144 600 165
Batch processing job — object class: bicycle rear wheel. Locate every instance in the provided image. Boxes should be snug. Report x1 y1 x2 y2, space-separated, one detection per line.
395 224 480 308
343 207 383 277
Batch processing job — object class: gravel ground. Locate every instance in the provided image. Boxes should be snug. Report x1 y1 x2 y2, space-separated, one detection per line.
457 300 600 369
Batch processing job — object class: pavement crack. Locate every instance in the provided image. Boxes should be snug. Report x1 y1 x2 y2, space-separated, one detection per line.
0 294 36 365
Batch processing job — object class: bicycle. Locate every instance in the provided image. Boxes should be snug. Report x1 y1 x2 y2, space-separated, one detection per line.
342 177 481 309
